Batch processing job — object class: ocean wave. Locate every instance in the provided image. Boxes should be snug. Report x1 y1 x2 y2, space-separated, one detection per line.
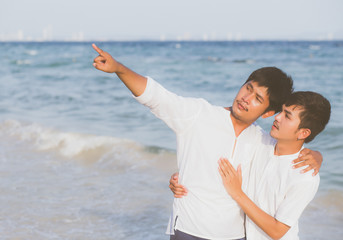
13 59 32 65
25 50 38 56
39 61 71 68
0 120 176 171
309 44 321 50
232 59 255 64
0 120 128 157
206 56 225 62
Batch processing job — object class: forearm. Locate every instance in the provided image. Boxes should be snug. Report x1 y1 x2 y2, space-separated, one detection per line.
234 191 289 240
115 63 147 97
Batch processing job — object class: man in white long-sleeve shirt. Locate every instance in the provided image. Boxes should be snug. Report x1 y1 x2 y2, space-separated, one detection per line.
92 44 322 240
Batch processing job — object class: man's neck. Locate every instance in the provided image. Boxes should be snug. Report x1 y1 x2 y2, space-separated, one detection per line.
274 140 304 156
226 107 254 137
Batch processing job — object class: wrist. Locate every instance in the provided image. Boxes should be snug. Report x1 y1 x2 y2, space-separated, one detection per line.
232 189 245 202
115 62 126 74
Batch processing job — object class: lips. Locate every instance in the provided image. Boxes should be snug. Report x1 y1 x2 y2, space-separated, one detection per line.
237 101 248 112
272 121 279 130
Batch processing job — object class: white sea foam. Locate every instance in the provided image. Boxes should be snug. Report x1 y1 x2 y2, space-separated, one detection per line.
15 59 31 65
309 44 321 50
233 59 255 64
25 50 38 56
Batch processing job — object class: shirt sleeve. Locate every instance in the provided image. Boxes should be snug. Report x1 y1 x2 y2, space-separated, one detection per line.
275 176 320 227
134 77 205 134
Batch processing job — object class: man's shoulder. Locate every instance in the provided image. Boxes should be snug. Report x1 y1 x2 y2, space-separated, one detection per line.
289 165 320 183
249 123 276 146
146 77 228 111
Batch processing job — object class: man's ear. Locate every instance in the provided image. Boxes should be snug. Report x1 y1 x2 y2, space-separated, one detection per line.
297 128 311 141
261 110 275 119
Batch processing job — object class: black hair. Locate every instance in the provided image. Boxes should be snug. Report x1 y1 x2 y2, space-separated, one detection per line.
244 67 294 113
285 91 331 143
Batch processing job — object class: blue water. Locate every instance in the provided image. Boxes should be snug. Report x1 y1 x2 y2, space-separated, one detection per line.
0 41 342 239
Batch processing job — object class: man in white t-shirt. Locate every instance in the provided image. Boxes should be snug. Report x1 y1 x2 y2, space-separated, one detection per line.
92 44 322 240
218 91 331 239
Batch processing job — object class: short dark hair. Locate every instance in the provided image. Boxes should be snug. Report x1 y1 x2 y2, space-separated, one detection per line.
244 67 294 113
285 91 331 143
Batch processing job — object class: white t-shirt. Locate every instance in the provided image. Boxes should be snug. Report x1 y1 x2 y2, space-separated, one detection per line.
134 77 264 239
246 138 320 240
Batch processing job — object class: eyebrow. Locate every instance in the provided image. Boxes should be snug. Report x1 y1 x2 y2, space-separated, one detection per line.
284 108 292 116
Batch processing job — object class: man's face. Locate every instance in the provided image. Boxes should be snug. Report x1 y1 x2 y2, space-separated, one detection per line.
270 104 303 141
231 81 270 123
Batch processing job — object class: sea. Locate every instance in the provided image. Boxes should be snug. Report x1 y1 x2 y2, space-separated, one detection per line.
0 41 342 239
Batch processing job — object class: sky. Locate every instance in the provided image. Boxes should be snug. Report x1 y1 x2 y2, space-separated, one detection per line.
1 0 342 41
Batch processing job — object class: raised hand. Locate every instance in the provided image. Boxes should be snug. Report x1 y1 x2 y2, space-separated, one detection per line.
218 158 243 200
92 44 120 73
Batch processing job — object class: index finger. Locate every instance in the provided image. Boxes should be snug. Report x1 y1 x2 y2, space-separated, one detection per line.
171 181 185 189
92 43 104 55
219 158 235 175
220 158 234 170
292 157 303 164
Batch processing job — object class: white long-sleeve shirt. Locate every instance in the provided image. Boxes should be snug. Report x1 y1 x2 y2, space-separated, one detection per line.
134 77 265 239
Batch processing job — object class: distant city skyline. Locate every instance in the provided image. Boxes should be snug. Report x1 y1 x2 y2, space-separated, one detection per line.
0 26 339 42
1 0 342 42
0 26 86 42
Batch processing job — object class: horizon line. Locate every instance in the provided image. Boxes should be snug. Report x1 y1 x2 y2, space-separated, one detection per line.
1 39 343 43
